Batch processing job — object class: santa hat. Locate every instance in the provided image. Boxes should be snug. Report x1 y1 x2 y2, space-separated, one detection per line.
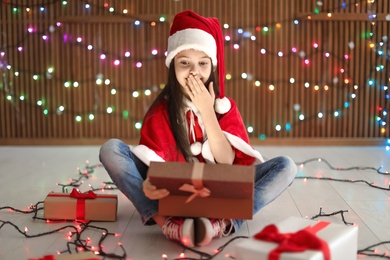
165 10 231 114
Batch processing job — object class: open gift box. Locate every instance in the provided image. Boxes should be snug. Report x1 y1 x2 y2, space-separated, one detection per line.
44 188 118 221
147 161 255 219
234 216 358 259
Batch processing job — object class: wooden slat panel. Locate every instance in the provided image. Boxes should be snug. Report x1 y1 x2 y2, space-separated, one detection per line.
0 0 389 144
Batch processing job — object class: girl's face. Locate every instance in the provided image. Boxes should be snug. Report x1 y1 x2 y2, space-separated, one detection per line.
174 49 212 96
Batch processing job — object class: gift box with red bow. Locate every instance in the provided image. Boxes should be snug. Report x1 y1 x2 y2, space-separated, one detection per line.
234 216 358 260
29 251 100 260
44 189 117 221
147 161 254 219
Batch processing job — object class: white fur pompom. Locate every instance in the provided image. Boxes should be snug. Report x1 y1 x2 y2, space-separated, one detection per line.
214 97 231 114
190 142 202 156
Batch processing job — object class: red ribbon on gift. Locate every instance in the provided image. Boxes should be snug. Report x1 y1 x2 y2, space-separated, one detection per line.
179 163 211 203
69 188 97 220
254 221 331 260
29 254 100 260
179 183 211 203
46 190 117 221
28 255 55 260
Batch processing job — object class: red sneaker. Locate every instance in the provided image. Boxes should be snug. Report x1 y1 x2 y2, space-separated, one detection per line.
162 217 195 247
195 218 233 246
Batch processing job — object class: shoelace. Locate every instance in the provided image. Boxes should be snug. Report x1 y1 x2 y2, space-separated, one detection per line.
211 219 225 237
163 219 181 241
212 219 234 237
223 220 234 236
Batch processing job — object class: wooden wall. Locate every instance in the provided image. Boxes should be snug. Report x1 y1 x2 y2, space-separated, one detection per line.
0 0 389 145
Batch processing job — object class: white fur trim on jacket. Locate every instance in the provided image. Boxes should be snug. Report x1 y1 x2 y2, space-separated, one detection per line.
131 144 165 166
201 131 264 164
131 133 264 166
201 140 214 163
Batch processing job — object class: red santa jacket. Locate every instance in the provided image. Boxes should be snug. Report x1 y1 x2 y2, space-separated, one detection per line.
132 97 264 166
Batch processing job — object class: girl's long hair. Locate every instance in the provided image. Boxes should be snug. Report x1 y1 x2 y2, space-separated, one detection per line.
146 60 219 161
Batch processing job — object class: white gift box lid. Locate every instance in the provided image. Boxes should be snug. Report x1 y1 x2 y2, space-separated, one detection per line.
234 216 358 260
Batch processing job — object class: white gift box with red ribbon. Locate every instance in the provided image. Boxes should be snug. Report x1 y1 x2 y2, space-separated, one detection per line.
234 216 358 260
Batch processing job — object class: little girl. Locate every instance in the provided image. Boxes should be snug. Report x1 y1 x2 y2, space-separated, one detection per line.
99 10 297 248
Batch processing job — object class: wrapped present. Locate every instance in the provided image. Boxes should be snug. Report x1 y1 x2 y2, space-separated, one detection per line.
234 216 358 260
44 188 117 221
29 251 100 260
147 161 254 219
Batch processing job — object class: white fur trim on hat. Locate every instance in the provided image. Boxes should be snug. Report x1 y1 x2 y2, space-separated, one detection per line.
165 28 217 68
214 97 231 114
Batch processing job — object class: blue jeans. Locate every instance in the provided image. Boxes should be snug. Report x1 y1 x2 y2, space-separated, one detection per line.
99 139 297 231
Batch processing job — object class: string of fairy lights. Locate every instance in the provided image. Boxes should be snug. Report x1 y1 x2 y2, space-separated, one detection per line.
0 0 389 144
0 156 390 259
0 162 126 259
55 161 118 193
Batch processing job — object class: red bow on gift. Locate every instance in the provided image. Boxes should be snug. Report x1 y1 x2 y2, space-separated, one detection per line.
254 221 331 260
179 183 211 203
178 163 210 203
70 188 97 199
70 188 97 220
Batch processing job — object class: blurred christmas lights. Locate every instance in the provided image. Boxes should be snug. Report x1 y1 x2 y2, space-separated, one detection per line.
0 0 389 149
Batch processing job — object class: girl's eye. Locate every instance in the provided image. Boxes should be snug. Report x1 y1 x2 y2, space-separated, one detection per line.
199 62 208 66
180 61 189 65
